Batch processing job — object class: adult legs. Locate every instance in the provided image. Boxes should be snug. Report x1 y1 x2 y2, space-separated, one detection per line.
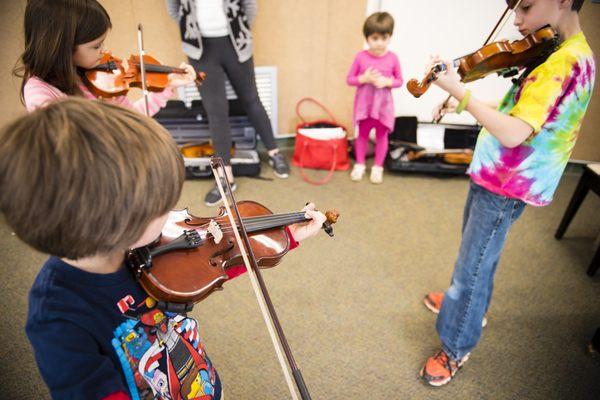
221 47 289 177
188 38 236 205
189 38 233 169
222 54 277 151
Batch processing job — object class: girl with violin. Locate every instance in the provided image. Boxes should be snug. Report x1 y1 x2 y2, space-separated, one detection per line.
15 0 196 114
415 0 595 386
0 98 328 399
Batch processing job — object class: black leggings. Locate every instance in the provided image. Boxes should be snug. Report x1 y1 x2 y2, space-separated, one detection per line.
189 37 276 165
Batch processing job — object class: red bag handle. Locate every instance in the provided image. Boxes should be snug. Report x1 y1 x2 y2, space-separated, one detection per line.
298 141 337 186
296 97 339 125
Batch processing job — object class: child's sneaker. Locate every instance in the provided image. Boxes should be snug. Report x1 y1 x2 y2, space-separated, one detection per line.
424 292 488 328
370 165 383 184
420 350 469 387
350 164 366 181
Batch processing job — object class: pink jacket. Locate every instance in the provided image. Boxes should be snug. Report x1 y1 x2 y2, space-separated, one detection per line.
23 76 173 116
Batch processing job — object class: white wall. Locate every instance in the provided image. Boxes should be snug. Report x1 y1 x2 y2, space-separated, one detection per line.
368 0 522 124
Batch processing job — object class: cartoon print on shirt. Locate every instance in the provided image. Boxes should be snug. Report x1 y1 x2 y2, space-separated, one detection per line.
112 295 216 400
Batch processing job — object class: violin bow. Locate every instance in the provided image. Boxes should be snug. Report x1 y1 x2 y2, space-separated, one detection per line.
137 24 151 117
433 0 523 123
210 157 311 400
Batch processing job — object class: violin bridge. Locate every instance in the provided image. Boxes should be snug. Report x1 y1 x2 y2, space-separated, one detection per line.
207 219 223 244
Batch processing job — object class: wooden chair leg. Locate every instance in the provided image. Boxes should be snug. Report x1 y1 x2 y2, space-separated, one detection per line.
588 328 600 356
555 169 590 239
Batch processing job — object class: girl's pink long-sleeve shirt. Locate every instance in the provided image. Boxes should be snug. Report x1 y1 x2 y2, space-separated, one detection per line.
23 76 174 115
346 50 403 131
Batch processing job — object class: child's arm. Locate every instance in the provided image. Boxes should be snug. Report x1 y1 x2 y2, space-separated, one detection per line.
113 63 197 116
347 56 363 86
391 57 404 88
430 58 534 148
27 320 130 398
113 88 175 116
23 77 65 112
433 97 501 121
225 204 327 280
286 203 327 242
374 56 403 89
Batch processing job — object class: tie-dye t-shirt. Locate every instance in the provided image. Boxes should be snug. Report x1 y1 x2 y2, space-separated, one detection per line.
468 32 595 206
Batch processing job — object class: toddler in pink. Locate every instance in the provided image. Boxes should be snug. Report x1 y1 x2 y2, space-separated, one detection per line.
347 11 403 183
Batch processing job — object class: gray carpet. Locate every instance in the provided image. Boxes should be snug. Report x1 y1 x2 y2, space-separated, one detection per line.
1 158 599 399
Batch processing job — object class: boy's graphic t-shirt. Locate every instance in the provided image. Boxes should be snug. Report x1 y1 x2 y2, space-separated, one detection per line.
468 32 595 206
26 257 221 400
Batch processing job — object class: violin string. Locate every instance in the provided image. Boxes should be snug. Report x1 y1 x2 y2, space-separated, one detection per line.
187 212 307 230
133 62 182 74
197 214 311 239
206 215 309 235
214 218 307 233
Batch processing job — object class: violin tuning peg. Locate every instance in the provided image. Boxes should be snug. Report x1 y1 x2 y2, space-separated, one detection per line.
322 222 334 237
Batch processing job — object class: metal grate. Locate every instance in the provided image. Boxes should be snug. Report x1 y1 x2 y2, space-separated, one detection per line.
177 66 279 136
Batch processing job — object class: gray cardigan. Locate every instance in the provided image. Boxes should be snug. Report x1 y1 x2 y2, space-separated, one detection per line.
166 0 257 62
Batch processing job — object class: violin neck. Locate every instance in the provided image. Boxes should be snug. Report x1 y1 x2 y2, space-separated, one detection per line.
434 59 460 75
92 61 118 72
242 212 309 233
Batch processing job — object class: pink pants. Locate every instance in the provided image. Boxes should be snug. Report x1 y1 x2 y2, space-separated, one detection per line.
354 118 390 167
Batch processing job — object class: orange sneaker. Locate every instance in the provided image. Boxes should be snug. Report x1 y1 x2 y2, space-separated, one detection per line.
420 350 469 387
423 292 488 328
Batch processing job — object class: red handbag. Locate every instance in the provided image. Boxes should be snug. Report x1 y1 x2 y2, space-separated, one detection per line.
292 98 350 185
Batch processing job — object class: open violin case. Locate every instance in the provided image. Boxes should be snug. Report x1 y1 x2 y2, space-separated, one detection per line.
385 116 480 176
154 99 261 178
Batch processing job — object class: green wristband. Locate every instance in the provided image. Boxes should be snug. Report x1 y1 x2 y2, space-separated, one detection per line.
456 89 471 114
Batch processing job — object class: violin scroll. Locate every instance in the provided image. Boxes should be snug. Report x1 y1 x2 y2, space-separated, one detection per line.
322 209 340 237
406 64 446 98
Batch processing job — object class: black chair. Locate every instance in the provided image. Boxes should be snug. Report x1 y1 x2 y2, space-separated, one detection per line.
555 164 600 276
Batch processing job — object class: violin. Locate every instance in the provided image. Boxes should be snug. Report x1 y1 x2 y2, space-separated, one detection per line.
84 52 206 98
180 141 235 158
126 201 340 306
128 156 335 399
407 26 559 98
442 152 473 165
406 148 473 165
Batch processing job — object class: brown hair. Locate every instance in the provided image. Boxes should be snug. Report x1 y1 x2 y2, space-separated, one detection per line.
0 98 184 259
13 0 112 101
363 12 394 38
506 0 584 11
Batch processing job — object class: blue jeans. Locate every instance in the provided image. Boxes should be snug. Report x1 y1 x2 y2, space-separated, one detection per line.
437 180 526 360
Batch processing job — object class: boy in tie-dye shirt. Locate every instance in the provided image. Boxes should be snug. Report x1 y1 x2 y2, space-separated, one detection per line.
418 0 595 387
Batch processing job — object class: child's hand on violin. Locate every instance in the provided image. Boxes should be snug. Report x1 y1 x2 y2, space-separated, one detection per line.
427 55 465 98
287 203 327 243
432 97 459 120
167 63 197 88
